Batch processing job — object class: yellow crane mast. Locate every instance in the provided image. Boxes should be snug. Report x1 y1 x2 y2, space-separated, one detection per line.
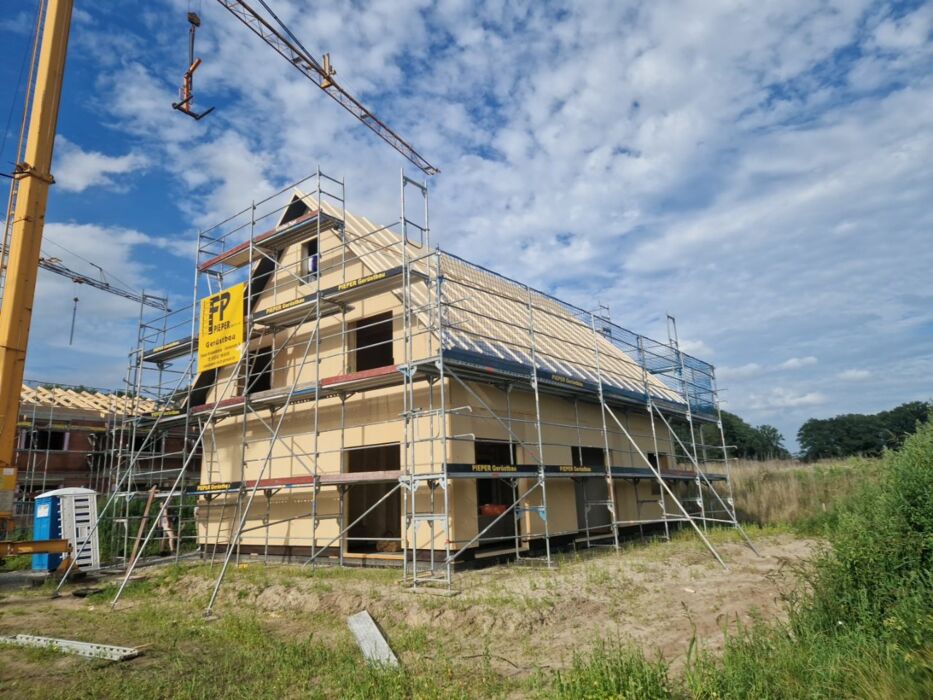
0 0 73 534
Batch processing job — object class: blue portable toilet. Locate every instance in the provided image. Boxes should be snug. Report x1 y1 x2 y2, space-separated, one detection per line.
32 492 61 571
31 487 100 572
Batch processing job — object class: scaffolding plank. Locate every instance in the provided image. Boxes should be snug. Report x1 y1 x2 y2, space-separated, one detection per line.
190 471 404 496
320 470 401 485
192 474 317 496
444 463 726 481
190 396 245 416
249 381 319 407
0 635 142 661
142 336 197 364
320 364 400 390
252 295 342 328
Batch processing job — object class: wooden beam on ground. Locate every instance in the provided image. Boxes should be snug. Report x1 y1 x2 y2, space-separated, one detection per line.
0 539 70 556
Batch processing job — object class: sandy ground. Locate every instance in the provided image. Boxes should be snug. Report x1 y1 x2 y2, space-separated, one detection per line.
0 533 816 680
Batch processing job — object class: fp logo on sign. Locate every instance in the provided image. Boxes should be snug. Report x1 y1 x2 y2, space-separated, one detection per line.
208 291 232 334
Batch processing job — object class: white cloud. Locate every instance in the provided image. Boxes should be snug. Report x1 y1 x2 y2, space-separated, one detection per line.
54 136 150 192
17 0 933 446
678 338 712 357
747 388 828 412
0 10 35 35
717 363 763 381
780 356 818 370
23 222 189 386
872 5 933 51
837 369 871 381
718 356 817 382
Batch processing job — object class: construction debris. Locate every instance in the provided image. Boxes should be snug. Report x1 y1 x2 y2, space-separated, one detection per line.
71 587 105 598
0 538 69 557
0 634 143 661
347 611 399 667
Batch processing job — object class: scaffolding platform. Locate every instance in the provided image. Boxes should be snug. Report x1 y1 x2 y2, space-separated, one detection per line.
445 463 726 481
75 169 750 613
435 347 713 420
142 336 197 364
191 470 404 497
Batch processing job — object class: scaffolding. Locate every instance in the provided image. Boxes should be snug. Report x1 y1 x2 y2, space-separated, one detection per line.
12 380 149 531
57 168 754 609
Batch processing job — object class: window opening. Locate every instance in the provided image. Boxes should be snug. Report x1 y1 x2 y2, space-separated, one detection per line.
302 238 318 282
353 312 393 371
24 430 67 451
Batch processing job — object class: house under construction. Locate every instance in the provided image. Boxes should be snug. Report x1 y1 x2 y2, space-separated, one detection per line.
13 381 193 555
87 170 751 607
14 383 131 510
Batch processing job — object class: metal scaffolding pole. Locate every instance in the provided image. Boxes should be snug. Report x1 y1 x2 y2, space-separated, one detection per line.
601 402 727 569
589 312 620 551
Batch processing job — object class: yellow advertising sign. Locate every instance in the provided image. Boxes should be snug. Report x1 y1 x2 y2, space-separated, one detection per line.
198 283 245 373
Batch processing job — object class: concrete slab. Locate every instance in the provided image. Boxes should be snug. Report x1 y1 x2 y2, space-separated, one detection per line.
347 610 399 667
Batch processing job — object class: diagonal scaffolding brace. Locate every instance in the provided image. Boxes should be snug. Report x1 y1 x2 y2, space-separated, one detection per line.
648 402 760 556
600 402 727 569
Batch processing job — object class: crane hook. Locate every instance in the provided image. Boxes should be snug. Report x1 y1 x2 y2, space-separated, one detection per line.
172 12 214 120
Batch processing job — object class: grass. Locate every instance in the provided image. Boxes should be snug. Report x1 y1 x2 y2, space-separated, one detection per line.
1 582 521 699
553 422 933 699
2 444 927 697
728 456 881 531
0 555 31 572
551 642 674 699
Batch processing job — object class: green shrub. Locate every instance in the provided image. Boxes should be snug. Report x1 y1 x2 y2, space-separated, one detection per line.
687 418 933 698
553 418 933 699
803 420 933 649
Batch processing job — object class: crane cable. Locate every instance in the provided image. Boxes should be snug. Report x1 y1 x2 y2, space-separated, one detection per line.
69 294 78 345
0 0 42 169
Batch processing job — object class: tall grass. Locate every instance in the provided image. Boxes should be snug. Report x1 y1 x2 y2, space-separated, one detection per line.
553 421 933 699
727 457 879 529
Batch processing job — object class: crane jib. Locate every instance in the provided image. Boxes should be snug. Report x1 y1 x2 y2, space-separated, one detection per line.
214 0 439 176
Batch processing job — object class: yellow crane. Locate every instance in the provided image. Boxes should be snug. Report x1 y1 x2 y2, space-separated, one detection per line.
0 0 73 535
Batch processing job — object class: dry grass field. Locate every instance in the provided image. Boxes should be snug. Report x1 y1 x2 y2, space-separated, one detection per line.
726 457 878 527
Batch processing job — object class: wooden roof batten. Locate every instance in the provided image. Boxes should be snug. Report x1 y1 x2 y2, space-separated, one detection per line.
19 385 158 418
279 188 700 414
152 186 712 420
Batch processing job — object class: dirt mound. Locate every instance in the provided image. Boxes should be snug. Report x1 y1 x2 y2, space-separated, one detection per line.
181 534 815 672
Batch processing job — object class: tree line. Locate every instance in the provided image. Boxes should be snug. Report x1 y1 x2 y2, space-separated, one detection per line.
796 401 930 461
691 410 790 461
690 401 930 462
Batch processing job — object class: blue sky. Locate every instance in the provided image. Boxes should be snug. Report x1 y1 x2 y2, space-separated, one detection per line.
1 0 931 451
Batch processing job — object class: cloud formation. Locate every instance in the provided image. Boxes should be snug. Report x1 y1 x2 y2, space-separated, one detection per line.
54 136 150 193
838 369 872 382
2 0 930 450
